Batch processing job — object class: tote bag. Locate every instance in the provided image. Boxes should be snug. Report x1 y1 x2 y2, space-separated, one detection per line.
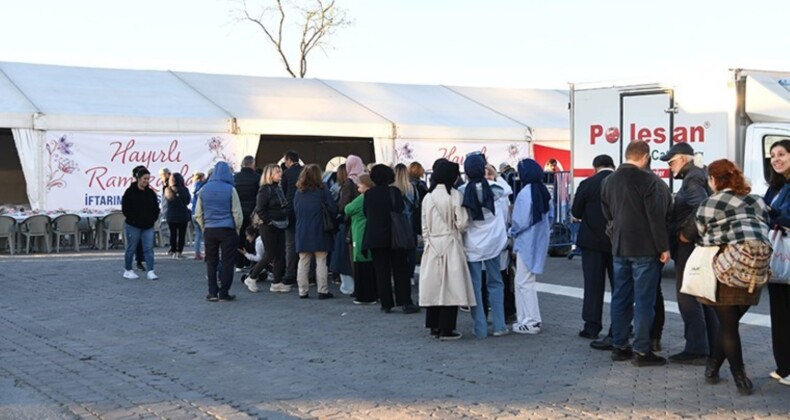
390 189 416 250
770 229 790 285
681 245 720 302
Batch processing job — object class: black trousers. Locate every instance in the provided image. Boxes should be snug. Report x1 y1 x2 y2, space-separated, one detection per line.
371 248 413 309
205 227 238 298
284 225 298 284
235 216 252 268
353 261 377 303
425 306 459 335
252 225 285 284
769 283 790 376
168 222 188 254
652 272 665 341
581 248 614 335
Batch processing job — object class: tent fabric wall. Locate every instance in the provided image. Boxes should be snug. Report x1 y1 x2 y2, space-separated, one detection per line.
11 128 44 209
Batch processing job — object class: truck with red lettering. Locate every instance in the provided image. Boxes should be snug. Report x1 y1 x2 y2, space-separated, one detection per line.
570 69 790 194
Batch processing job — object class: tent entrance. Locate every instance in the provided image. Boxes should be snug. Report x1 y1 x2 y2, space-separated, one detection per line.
0 128 29 208
255 135 375 169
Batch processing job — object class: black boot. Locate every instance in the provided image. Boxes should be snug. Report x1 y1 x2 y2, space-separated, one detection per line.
731 365 753 395
704 357 723 384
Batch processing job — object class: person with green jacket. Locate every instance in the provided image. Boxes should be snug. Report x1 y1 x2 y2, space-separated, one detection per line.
345 174 377 304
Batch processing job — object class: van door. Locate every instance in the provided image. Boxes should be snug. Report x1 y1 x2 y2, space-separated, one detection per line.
743 123 790 196
620 90 677 190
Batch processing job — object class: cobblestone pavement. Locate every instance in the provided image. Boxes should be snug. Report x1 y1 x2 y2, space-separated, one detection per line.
1 250 788 419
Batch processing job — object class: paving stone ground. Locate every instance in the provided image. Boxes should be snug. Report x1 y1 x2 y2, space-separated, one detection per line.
0 249 788 419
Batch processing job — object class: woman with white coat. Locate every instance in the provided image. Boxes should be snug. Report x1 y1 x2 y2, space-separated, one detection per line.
418 159 476 340
510 158 553 335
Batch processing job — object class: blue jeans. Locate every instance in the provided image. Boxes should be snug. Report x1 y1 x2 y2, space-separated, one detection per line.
468 258 506 338
611 256 661 353
193 217 203 254
125 224 154 271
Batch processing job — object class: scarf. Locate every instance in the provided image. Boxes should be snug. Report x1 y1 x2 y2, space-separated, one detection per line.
430 159 460 194
462 153 495 221
518 158 551 227
345 154 364 184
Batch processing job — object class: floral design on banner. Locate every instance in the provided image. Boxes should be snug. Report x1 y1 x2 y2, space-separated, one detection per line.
507 143 520 160
206 136 237 172
396 142 414 162
45 135 79 191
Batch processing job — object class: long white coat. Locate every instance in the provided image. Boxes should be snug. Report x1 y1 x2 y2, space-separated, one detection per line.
418 188 477 307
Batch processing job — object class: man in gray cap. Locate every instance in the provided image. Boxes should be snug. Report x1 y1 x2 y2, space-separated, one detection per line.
660 142 718 365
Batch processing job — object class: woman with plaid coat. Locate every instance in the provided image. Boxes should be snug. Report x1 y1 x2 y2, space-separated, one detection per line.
695 159 772 395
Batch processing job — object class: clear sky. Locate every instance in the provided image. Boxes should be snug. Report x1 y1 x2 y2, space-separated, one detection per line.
2 0 789 88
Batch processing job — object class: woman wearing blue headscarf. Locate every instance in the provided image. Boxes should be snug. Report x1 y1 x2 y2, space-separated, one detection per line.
510 158 553 335
459 152 509 338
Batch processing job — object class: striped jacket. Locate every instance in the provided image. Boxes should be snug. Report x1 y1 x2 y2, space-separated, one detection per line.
696 189 771 246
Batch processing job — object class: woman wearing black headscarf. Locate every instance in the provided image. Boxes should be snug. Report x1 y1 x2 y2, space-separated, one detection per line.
363 164 420 314
418 160 475 340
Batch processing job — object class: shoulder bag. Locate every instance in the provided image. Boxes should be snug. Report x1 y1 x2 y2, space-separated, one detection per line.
770 228 790 285
321 189 338 233
390 188 416 250
680 245 720 302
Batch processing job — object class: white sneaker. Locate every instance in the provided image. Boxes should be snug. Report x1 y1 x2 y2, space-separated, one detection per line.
512 323 541 335
781 375 790 386
492 328 510 337
269 283 292 293
146 270 159 280
244 277 259 293
123 270 139 279
770 371 782 380
234 267 244 273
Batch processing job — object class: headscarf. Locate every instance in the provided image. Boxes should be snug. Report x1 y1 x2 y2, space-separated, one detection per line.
429 159 460 194
517 158 551 227
462 153 495 220
346 155 364 184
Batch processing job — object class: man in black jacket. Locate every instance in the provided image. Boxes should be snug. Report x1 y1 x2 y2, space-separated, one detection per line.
572 154 615 339
660 143 718 365
234 156 261 270
601 141 672 367
281 150 303 285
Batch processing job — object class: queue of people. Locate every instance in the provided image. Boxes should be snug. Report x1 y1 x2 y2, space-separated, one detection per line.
119 145 790 396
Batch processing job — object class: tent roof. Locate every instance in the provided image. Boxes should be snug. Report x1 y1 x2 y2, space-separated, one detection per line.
0 68 37 127
172 72 393 138
323 80 531 141
0 61 569 142
0 62 232 132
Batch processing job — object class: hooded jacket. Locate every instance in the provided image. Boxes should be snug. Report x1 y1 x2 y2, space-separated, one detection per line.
195 162 243 231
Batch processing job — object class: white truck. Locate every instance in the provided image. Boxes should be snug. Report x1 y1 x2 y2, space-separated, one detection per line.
570 69 790 195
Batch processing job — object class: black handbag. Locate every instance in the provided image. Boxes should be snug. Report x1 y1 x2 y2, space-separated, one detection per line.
321 190 338 233
390 188 416 250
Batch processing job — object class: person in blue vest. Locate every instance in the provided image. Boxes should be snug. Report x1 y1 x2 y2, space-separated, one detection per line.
195 161 243 302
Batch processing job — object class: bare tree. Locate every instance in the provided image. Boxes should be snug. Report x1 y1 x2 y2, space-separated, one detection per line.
233 0 351 78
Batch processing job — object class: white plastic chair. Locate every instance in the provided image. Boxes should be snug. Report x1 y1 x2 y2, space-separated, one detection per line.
51 214 81 253
101 212 126 250
19 214 52 253
0 215 16 255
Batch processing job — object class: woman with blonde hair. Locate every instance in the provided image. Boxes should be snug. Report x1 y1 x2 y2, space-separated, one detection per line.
294 164 338 299
253 164 290 292
395 163 420 283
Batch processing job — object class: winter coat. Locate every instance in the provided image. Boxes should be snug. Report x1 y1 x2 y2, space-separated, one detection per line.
458 181 508 262
164 185 191 224
234 167 260 219
344 194 372 262
418 188 476 307
255 184 288 226
195 162 243 231
294 187 337 253
363 185 407 251
281 163 303 221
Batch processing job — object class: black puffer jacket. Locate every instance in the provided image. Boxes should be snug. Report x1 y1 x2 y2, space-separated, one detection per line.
234 167 260 219
668 163 710 252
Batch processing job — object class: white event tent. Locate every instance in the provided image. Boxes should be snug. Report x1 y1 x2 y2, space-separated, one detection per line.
0 61 569 210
